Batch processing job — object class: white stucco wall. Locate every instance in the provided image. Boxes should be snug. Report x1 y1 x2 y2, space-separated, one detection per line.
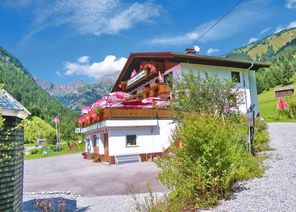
108 119 175 156
166 63 256 114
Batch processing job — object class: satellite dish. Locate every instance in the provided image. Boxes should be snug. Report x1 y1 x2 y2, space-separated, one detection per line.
194 45 200 53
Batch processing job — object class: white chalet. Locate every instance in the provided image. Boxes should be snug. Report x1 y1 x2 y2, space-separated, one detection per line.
78 52 269 164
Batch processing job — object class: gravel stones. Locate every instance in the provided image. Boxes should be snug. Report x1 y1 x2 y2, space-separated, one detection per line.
212 123 296 212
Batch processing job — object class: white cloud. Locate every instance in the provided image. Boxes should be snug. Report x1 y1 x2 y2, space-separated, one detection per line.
23 0 161 41
248 37 258 44
258 27 271 37
77 56 90 64
148 0 271 46
206 48 220 55
63 55 127 79
275 21 296 33
285 0 296 9
56 71 62 77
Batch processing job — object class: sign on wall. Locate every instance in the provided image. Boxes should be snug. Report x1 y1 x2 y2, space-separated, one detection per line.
127 70 146 87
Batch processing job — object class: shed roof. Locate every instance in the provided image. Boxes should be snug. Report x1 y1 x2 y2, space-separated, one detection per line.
0 88 30 119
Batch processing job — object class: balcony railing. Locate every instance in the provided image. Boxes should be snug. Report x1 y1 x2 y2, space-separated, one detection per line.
78 108 172 127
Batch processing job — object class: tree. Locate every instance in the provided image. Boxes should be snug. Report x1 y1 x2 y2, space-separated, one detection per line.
171 71 241 117
154 72 262 210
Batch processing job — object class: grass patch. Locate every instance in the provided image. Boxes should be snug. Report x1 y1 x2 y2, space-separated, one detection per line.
258 75 296 122
24 143 84 160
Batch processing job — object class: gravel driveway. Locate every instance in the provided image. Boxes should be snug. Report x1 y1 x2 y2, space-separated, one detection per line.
24 153 165 196
213 123 296 212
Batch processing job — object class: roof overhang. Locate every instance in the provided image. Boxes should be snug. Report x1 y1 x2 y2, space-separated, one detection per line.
0 108 30 119
112 52 271 91
0 88 31 119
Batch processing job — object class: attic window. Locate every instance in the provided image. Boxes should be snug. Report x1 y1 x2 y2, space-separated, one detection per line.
231 72 240 83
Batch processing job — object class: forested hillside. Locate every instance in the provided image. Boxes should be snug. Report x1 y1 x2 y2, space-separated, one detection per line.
0 47 79 141
226 28 296 94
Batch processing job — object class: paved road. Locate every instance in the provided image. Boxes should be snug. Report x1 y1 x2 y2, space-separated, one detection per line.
24 153 165 196
213 123 296 212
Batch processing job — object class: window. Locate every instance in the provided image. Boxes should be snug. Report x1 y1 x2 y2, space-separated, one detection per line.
231 72 241 83
126 135 137 146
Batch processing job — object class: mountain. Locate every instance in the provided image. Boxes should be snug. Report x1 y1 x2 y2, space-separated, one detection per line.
0 47 79 140
226 28 296 94
36 72 118 112
34 78 87 96
226 27 296 61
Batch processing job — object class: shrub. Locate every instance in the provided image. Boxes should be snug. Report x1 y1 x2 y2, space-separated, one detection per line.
93 155 100 163
155 113 262 209
253 118 269 152
30 148 38 155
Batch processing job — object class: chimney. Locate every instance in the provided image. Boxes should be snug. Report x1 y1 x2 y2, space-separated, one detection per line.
185 48 197 55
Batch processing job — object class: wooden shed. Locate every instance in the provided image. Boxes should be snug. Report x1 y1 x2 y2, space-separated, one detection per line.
275 86 294 98
0 88 30 211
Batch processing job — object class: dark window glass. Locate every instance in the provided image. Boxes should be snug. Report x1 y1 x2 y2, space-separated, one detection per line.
126 135 137 146
231 72 241 83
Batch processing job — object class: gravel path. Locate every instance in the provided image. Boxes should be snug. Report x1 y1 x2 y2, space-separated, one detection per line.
23 192 165 211
213 123 296 212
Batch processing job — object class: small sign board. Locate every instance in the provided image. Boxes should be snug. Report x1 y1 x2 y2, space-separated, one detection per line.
127 70 146 87
246 111 255 127
75 128 81 134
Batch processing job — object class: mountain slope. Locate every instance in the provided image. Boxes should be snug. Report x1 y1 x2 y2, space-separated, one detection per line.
226 27 296 61
0 47 78 140
227 28 296 94
36 72 118 112
34 78 87 96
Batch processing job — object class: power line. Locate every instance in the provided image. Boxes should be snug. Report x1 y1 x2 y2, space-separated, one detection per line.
189 0 243 48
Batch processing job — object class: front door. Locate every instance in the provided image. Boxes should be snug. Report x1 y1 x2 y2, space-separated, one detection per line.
103 133 109 163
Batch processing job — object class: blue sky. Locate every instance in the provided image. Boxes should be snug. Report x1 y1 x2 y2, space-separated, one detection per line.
0 0 296 84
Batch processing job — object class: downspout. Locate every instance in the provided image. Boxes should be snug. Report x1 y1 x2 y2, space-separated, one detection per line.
242 62 254 113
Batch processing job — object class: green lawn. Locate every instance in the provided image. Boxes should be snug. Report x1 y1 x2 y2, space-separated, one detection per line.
258 76 296 122
24 143 38 147
24 143 84 160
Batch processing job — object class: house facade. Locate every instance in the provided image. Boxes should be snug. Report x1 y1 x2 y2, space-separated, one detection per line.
78 52 269 164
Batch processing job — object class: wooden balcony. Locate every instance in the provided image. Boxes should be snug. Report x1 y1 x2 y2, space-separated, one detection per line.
79 108 173 127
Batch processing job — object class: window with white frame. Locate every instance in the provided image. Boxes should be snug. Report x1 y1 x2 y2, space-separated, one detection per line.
126 135 137 146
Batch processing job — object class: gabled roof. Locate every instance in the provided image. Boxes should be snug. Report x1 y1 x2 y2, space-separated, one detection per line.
0 88 31 119
112 52 270 92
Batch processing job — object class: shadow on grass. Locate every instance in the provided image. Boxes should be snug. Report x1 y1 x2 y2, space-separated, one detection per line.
23 197 89 212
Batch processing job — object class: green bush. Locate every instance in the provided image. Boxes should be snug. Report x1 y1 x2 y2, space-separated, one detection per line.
274 97 296 120
253 119 269 152
30 149 38 155
155 113 262 209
